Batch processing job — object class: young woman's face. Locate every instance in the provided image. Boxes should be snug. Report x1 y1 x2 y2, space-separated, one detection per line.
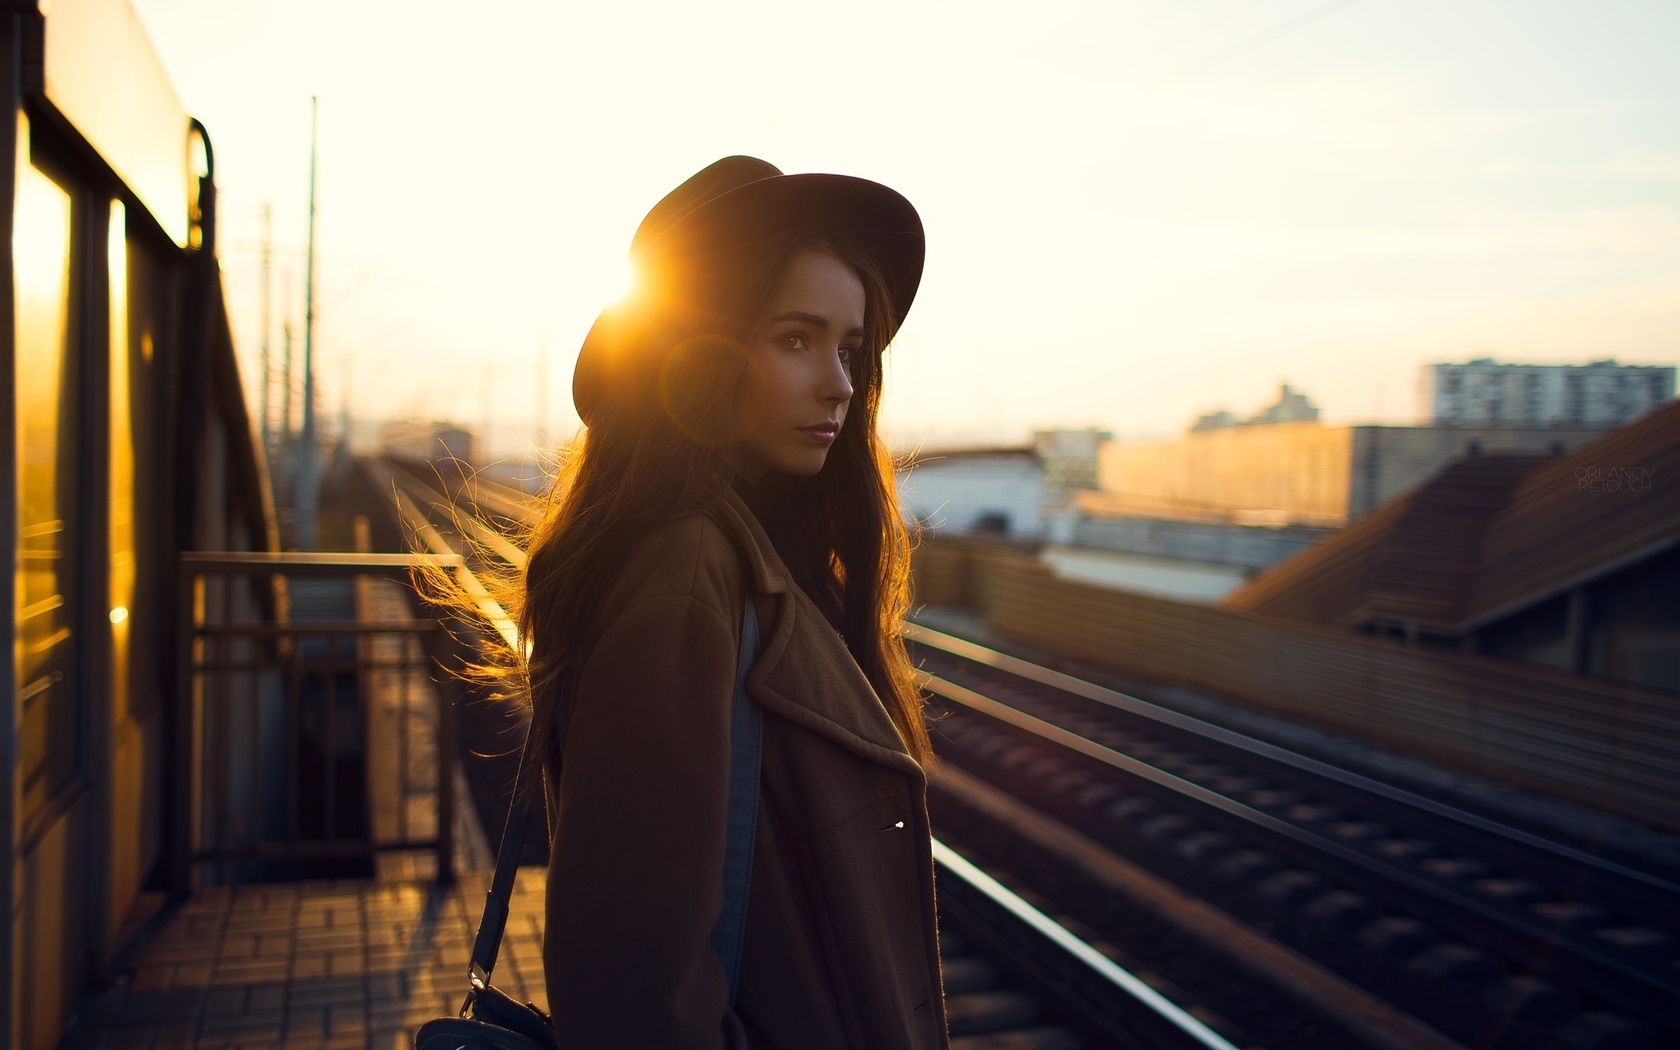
733 248 864 479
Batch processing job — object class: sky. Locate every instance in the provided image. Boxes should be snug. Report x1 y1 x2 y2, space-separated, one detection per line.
127 0 1680 458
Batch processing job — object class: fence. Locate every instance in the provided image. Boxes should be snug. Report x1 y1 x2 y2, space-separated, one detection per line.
914 538 1680 832
174 552 465 888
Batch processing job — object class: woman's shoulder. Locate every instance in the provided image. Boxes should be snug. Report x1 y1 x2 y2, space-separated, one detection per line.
602 504 746 618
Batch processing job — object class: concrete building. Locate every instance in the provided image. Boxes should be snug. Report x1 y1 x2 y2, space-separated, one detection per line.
897 448 1045 538
1032 427 1112 494
1424 358 1675 428
1068 510 1332 573
1193 383 1321 431
1097 420 1612 527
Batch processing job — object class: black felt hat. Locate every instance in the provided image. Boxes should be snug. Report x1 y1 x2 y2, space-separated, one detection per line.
571 156 924 425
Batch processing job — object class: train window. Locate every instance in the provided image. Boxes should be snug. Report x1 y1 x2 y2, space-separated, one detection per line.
110 199 135 722
13 120 82 822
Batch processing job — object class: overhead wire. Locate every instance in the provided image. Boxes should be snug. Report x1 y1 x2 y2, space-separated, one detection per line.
1176 0 1369 78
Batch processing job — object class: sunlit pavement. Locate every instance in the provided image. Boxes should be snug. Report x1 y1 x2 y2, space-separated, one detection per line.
59 869 545 1050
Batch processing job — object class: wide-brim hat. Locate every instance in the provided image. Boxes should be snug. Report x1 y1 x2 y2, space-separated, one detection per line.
572 156 924 426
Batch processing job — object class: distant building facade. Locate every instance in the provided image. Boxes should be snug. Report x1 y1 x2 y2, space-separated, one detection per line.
1424 358 1675 428
1096 420 1612 527
1032 427 1112 493
897 448 1045 538
1193 384 1321 431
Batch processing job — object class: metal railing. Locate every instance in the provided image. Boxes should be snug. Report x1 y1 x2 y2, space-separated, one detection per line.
172 551 465 890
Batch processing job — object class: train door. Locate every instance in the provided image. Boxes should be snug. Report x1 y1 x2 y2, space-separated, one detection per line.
11 110 95 1050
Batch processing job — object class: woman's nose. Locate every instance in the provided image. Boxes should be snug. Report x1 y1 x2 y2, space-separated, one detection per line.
822 349 854 404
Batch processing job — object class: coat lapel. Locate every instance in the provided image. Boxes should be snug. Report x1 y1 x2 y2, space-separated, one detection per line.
712 491 925 782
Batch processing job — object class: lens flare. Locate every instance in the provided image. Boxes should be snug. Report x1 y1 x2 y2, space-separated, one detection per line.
659 334 748 446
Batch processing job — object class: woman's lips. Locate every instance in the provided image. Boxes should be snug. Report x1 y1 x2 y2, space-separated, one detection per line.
798 423 838 445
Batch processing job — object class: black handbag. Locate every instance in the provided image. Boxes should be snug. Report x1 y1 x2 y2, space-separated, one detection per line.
416 605 764 1049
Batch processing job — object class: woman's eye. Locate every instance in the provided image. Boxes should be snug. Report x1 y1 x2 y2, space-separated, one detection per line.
838 345 857 364
780 332 809 351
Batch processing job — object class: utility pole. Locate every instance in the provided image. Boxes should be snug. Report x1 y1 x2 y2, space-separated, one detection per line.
280 316 293 499
259 202 272 453
297 96 320 549
535 337 549 452
479 362 493 466
280 269 293 447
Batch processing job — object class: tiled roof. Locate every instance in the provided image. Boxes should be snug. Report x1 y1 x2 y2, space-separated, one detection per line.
1220 400 1680 633
1464 399 1680 627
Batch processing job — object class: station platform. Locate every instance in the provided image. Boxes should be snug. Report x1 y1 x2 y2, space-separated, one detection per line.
59 868 546 1050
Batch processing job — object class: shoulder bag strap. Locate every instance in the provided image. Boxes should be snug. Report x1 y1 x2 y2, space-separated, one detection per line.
709 601 763 1005
465 603 765 1007
466 721 537 993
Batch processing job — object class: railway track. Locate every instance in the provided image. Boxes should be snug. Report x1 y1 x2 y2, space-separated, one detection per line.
911 622 1678 1050
370 456 1237 1050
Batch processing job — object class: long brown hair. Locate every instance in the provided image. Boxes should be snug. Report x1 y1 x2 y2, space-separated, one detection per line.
518 226 931 793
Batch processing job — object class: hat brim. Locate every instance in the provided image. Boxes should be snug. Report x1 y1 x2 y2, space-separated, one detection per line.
573 170 924 426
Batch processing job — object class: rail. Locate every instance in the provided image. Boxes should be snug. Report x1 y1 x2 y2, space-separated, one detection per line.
172 551 466 892
933 840 1240 1050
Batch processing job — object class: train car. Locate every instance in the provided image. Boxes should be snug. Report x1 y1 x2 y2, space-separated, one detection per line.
1 1 275 1046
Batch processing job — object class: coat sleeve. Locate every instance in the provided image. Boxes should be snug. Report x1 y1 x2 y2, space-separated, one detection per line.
543 591 749 1050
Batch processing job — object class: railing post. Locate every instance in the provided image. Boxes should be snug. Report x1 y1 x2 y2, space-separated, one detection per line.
435 621 456 885
169 563 197 896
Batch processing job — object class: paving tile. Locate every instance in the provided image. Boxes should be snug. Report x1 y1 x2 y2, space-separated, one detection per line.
283 1003 327 1036
215 960 290 985
204 986 247 1014
405 997 457 1024
124 989 204 1023
216 936 260 959
202 1007 283 1034
248 983 287 1012
129 964 175 993
171 964 214 989
56 1022 111 1050
151 1020 198 1045
147 943 219 964
325 1003 368 1034
224 916 290 937
111 1026 156 1050
295 925 364 945
369 1028 413 1050
364 972 404 1003
253 934 296 958
288 980 367 1007
289 953 329 981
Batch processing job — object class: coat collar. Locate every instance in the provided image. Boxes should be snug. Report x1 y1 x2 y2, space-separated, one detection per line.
710 487 925 783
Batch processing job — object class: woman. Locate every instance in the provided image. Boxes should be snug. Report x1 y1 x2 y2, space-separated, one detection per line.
523 156 947 1050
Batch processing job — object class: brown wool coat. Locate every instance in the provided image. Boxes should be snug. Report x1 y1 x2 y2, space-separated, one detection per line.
542 487 950 1050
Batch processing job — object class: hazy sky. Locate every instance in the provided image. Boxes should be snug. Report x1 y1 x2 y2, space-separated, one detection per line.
128 0 1680 457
